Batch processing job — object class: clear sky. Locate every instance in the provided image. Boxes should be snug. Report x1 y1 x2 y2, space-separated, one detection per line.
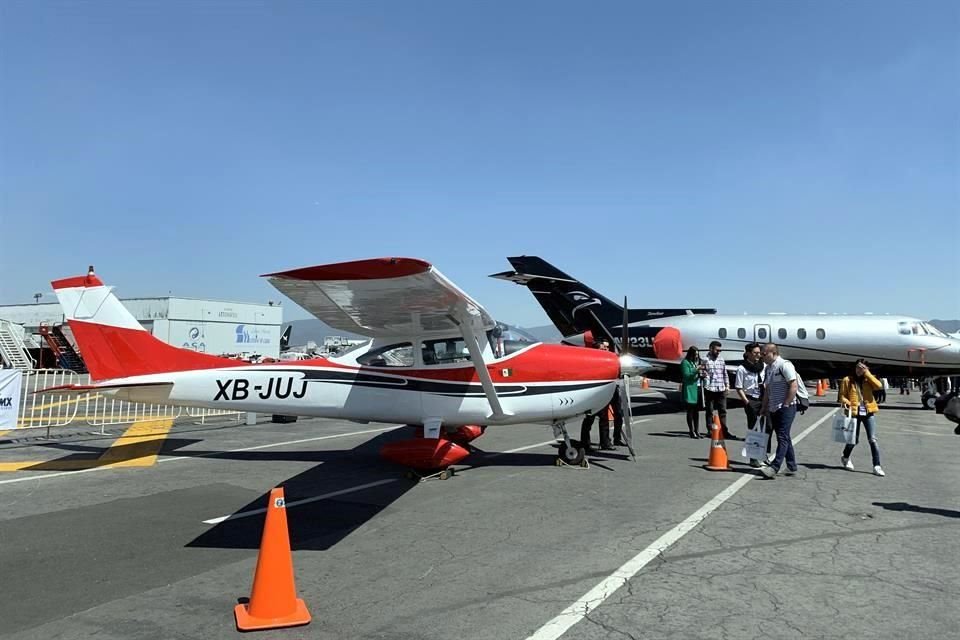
2 0 958 326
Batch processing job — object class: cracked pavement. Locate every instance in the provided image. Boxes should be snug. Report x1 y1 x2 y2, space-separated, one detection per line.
0 391 956 639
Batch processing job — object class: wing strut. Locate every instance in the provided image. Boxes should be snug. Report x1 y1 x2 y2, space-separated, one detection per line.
453 304 513 421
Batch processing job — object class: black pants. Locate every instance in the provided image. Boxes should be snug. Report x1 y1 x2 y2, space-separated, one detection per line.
704 390 730 437
685 402 700 436
580 409 612 449
610 387 624 443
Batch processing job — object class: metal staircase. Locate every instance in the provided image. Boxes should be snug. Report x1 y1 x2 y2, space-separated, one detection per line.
0 319 35 370
39 324 88 373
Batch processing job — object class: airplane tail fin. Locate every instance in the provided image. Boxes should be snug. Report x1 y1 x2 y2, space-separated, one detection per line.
490 256 716 337
279 325 292 351
52 270 241 381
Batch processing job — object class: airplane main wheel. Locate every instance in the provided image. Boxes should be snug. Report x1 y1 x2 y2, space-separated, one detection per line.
558 443 585 466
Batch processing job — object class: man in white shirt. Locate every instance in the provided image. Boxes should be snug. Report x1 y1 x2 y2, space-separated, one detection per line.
702 340 735 439
759 343 799 478
735 342 767 467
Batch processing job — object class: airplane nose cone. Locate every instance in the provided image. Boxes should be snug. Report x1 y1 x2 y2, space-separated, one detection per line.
619 354 654 378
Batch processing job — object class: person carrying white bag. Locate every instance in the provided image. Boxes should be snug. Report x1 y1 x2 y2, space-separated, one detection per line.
837 359 886 477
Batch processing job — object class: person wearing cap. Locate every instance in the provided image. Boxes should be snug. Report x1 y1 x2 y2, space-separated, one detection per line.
702 340 735 440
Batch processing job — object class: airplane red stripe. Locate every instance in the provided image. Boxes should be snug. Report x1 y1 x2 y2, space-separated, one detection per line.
263 257 431 281
52 274 105 290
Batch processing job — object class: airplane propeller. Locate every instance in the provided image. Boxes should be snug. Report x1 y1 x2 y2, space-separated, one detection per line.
617 296 638 461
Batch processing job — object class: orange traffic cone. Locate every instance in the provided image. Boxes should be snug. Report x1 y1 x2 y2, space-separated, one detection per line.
235 487 312 631
816 380 825 397
704 415 730 471
641 377 650 390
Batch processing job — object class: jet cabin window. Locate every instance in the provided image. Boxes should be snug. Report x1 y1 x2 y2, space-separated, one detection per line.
718 328 727 339
737 328 746 339
816 329 826 340
797 328 807 339
422 338 472 365
357 343 414 367
778 328 787 339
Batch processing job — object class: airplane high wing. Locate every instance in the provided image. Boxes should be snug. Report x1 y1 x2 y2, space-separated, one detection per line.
47 258 652 473
264 258 495 338
264 258 508 420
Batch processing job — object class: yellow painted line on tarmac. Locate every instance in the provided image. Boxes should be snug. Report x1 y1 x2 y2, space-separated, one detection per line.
0 430 9 438
0 419 174 472
97 419 175 467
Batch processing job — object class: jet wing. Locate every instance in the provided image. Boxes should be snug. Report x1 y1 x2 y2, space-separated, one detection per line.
263 258 496 339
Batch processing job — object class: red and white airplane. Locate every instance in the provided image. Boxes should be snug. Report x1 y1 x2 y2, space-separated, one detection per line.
48 258 652 471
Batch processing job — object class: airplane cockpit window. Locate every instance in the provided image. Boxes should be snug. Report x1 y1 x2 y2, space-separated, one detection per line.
422 337 472 365
897 322 911 336
922 323 946 338
487 323 538 358
357 342 414 367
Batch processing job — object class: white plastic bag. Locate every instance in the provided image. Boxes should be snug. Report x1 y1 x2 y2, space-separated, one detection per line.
741 428 769 460
831 410 857 445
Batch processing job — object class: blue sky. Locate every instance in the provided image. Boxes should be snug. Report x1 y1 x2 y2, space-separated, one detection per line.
2 0 958 326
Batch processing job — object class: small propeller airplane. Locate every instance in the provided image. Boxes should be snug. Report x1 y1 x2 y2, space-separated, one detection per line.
46 258 654 472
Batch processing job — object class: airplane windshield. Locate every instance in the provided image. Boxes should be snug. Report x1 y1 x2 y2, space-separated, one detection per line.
922 323 947 338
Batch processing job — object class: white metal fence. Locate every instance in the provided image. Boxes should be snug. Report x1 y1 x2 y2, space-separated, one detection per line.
12 369 241 431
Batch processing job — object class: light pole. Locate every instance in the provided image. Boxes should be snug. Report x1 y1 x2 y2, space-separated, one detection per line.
33 293 42 304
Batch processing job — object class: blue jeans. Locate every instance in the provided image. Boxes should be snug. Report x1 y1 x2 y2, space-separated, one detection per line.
769 404 797 472
842 414 881 467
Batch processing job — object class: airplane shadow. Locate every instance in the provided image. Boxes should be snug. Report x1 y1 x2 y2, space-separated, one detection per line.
184 427 573 552
872 501 960 519
647 431 698 439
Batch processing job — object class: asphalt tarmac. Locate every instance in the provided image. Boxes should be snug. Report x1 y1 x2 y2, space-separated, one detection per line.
0 389 957 639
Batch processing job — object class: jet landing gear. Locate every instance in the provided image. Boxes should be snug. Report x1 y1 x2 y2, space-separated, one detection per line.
553 419 588 469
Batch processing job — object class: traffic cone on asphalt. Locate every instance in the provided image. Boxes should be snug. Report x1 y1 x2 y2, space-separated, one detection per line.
234 487 312 631
816 380 825 397
641 377 650 390
704 415 730 471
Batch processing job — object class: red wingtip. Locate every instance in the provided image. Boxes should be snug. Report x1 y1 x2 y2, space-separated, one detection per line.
262 257 431 281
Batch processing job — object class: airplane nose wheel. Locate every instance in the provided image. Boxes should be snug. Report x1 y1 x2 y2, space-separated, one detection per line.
557 443 585 466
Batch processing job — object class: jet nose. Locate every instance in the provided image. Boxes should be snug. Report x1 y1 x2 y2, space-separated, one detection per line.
619 354 654 378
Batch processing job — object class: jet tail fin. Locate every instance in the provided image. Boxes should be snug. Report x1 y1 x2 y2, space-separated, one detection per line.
52 270 243 381
491 256 716 337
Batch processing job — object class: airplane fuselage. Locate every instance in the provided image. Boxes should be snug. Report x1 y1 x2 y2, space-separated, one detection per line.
572 314 960 380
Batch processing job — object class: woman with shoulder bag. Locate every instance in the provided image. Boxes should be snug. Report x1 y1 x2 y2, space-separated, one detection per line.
838 359 885 476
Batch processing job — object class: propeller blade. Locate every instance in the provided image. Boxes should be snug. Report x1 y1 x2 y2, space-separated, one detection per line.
620 375 636 460
622 296 630 355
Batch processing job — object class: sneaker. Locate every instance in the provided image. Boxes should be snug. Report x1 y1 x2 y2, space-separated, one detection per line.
784 468 797 476
759 464 777 479
873 465 886 477
842 457 854 471
749 459 762 468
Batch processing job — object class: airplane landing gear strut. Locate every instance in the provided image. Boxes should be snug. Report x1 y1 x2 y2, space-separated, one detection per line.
553 419 587 468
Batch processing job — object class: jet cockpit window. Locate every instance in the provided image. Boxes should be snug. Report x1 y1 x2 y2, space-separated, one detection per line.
357 343 414 367
897 322 911 335
922 323 946 338
422 337 472 365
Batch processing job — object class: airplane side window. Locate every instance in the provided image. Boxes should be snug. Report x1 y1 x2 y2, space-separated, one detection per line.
797 328 807 340
758 328 767 340
718 328 727 339
737 328 746 339
897 322 911 335
816 329 826 340
778 328 787 339
422 337 472 365
358 343 414 367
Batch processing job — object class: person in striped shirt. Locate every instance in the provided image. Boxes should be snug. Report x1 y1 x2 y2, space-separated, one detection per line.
759 343 799 478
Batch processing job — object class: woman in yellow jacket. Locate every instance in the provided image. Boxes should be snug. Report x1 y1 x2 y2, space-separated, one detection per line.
838 359 885 476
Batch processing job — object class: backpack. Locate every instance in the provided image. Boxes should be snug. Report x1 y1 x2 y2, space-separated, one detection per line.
778 360 809 414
